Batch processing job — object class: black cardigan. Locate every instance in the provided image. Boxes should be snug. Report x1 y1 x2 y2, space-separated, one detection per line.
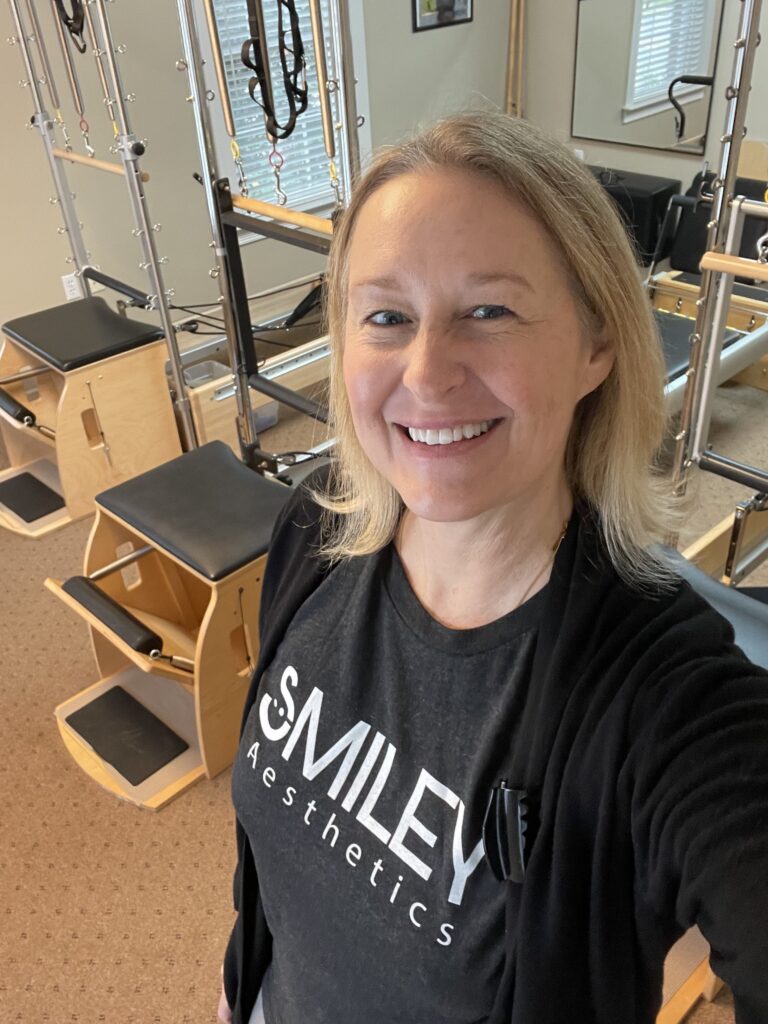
224 472 768 1024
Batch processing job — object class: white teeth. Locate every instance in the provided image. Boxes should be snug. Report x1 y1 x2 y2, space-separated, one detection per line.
406 420 493 445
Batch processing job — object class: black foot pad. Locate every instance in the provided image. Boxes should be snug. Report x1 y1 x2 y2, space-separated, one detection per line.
65 686 189 786
0 472 65 522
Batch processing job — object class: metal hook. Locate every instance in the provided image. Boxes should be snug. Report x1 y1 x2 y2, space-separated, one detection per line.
269 143 287 205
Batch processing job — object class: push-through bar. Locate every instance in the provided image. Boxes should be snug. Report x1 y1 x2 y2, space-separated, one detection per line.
700 251 768 283
81 266 152 306
52 147 151 182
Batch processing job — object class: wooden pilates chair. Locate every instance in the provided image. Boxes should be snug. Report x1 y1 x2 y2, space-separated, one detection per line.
45 440 293 810
0 296 182 537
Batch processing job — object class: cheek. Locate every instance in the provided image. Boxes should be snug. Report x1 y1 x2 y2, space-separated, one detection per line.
342 344 388 432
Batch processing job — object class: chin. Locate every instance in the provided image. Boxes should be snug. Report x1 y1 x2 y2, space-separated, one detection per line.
396 484 491 524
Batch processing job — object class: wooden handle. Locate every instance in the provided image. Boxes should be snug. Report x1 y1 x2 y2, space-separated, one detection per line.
231 195 333 236
700 251 768 284
52 148 150 183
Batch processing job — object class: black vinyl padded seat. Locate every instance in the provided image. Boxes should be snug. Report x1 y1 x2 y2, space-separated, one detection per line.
673 271 768 304
654 310 742 383
96 441 293 581
1 297 163 372
663 548 768 670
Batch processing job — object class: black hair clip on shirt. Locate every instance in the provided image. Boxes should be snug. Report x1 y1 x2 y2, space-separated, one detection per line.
483 783 529 884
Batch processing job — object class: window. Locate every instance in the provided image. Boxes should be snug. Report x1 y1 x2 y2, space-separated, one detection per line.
198 0 369 213
624 0 716 122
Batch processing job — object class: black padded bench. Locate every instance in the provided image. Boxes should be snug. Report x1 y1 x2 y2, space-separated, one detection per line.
2 296 163 371
95 440 293 580
654 309 742 384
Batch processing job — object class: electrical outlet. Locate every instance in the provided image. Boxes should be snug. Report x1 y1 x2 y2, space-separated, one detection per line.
61 273 83 301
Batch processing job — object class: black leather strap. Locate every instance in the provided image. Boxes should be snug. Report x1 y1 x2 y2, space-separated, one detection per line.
52 0 87 53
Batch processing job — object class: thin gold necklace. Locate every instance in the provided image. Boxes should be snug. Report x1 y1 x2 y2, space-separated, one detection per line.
515 517 569 608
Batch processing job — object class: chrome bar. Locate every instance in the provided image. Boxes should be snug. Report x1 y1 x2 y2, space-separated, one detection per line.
0 365 51 386
174 0 258 451
671 0 763 496
327 0 360 202
23 0 61 112
201 0 236 139
88 544 154 582
664 316 768 415
90 0 197 450
309 0 335 159
698 449 768 492
7 0 92 283
49 0 86 118
689 198 745 459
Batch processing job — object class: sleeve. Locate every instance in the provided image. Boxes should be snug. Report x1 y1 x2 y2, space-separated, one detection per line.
629 616 768 1024
220 463 333 1016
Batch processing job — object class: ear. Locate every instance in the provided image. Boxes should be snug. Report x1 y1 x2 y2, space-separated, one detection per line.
579 329 615 400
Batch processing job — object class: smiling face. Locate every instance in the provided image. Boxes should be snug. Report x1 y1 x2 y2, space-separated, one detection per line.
341 167 614 526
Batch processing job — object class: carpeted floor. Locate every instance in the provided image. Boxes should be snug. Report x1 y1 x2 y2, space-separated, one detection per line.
2 378 763 1023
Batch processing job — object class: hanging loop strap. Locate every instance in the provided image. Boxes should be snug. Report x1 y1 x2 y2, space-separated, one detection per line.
53 0 87 54
241 0 308 141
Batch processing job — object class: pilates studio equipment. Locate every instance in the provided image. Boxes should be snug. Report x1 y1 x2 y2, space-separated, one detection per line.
6 0 197 463
666 0 768 583
42 0 362 803
45 441 297 809
0 294 181 536
173 0 361 467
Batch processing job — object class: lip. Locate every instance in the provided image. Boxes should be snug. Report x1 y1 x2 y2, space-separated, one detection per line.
393 417 503 457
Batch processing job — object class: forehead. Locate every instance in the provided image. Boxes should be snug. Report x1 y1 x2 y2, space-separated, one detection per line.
346 167 562 288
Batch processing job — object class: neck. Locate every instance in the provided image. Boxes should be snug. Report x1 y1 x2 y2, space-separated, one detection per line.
395 481 572 630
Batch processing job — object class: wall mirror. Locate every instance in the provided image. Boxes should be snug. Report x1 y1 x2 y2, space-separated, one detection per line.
572 0 725 154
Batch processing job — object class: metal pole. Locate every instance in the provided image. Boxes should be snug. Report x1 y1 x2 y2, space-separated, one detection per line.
688 199 745 459
90 0 197 451
327 0 360 202
7 0 92 288
175 0 259 452
671 0 762 496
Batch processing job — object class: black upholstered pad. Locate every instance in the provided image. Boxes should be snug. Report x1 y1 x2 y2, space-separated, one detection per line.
670 172 768 275
2 297 163 371
0 472 65 522
673 271 768 304
96 441 293 581
65 686 188 786
655 310 742 383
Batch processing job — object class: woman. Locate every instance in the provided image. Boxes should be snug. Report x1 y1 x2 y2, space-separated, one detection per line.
219 113 768 1024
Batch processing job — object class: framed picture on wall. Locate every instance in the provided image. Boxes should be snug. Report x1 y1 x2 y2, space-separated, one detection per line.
412 0 473 32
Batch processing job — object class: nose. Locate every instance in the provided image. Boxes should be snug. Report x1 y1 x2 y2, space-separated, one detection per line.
401 321 467 401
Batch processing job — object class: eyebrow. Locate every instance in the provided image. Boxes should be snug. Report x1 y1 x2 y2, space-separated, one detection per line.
349 271 535 293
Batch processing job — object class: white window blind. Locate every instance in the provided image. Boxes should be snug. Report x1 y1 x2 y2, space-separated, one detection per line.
210 0 336 209
626 0 715 112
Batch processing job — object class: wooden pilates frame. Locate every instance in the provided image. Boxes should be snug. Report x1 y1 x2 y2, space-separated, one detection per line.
45 500 266 810
0 327 182 538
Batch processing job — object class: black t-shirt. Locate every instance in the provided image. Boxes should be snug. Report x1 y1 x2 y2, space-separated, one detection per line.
232 542 545 1024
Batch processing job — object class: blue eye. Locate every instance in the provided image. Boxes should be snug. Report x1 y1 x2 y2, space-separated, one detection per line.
470 305 511 320
367 310 409 326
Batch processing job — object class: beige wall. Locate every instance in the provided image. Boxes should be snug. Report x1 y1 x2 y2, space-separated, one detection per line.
526 0 767 184
0 0 511 325
362 0 511 147
572 0 712 152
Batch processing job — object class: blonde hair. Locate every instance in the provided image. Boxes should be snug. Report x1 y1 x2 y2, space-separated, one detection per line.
315 112 675 588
